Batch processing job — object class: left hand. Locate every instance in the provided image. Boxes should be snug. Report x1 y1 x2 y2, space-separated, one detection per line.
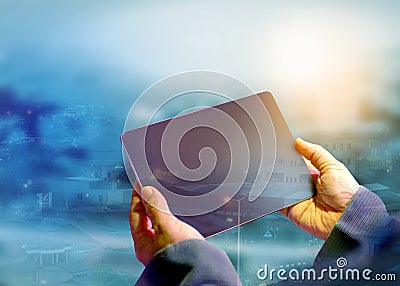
129 181 205 265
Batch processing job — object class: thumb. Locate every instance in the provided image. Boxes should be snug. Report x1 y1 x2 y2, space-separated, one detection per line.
140 186 173 229
295 138 338 172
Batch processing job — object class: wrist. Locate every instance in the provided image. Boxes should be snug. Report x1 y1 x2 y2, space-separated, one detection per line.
335 186 390 242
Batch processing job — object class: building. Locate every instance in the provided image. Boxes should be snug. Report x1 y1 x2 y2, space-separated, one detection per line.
364 183 400 216
308 133 358 174
63 177 131 211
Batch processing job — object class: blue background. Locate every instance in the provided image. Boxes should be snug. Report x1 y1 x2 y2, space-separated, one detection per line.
1 1 399 285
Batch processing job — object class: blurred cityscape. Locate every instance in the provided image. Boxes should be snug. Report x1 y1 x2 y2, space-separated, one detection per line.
1 87 400 285
1 1 400 285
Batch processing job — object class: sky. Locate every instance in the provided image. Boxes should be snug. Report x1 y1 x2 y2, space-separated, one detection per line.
0 0 400 173
0 0 399 136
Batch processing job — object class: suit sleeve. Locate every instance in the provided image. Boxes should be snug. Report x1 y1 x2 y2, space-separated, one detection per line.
135 239 241 286
314 186 400 272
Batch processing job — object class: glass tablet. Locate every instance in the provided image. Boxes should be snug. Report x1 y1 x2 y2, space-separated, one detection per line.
121 92 313 237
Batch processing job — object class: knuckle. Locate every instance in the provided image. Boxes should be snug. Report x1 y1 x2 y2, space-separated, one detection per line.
311 145 324 161
313 144 325 155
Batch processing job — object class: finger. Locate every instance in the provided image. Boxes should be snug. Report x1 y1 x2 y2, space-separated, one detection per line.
279 207 289 217
303 157 318 173
295 138 338 172
129 189 154 239
303 157 320 183
141 186 174 230
134 180 141 192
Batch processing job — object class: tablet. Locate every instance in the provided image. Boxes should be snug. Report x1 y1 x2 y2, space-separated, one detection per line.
121 92 313 237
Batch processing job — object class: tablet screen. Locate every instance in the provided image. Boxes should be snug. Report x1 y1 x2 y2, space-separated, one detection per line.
121 92 313 237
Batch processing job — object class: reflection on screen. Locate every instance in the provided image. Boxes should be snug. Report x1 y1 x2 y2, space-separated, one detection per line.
122 92 313 237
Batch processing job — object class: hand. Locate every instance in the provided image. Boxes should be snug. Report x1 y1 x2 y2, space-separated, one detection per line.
280 138 360 240
129 181 204 265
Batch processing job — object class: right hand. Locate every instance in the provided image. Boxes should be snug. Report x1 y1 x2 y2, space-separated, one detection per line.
280 138 360 240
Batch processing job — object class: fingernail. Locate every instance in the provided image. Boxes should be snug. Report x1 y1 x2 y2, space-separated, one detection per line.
296 137 305 143
141 187 153 201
